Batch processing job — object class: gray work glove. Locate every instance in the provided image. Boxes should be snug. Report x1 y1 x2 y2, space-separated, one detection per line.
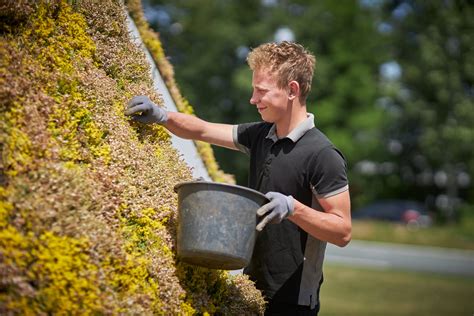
125 95 168 124
256 192 295 231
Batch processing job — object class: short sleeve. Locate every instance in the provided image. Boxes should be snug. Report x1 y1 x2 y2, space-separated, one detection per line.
233 122 266 155
310 146 349 198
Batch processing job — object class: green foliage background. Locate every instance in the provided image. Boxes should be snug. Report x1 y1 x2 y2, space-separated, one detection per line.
146 0 473 220
380 0 474 221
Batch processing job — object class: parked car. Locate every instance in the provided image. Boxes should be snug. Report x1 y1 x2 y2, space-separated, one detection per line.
352 199 433 227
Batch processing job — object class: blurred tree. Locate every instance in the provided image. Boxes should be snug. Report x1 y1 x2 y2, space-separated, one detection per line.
380 0 474 221
144 0 392 208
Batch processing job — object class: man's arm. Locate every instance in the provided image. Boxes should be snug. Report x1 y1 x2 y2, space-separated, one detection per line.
255 189 351 247
289 191 351 247
125 96 237 150
165 112 237 150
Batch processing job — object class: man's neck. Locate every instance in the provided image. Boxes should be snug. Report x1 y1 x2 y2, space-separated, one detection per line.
275 107 308 139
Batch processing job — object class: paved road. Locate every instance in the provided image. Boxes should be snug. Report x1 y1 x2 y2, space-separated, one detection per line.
229 241 474 276
326 239 474 276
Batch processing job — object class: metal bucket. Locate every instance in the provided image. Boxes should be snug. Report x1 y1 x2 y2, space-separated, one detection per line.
174 181 268 270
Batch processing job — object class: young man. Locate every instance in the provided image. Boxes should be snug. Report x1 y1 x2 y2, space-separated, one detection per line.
126 41 351 315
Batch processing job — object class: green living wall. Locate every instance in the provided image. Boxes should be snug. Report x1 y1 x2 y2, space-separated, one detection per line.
0 0 263 314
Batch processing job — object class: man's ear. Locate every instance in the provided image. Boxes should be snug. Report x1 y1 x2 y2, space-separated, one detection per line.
288 81 300 100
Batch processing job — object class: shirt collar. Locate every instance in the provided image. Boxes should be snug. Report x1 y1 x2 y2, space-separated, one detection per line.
266 113 315 143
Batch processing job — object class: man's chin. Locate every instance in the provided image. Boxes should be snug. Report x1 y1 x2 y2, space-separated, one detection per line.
260 114 274 123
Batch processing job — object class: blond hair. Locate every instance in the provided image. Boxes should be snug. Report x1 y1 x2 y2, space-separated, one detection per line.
247 41 316 102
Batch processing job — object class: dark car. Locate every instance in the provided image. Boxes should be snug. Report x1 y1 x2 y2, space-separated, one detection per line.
353 199 433 227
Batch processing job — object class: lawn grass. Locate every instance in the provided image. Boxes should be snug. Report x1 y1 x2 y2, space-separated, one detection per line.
320 263 474 316
351 217 474 250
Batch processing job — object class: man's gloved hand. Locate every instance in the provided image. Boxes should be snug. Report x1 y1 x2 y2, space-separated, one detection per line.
125 95 168 124
256 192 295 231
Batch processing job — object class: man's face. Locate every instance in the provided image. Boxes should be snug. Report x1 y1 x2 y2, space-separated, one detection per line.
250 68 290 124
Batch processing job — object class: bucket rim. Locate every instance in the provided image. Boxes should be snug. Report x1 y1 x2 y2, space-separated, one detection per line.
173 180 268 202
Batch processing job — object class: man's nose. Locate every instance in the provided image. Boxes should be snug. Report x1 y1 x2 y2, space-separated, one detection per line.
250 92 258 105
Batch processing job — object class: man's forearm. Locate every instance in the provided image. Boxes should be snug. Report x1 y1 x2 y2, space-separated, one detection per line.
164 111 237 150
289 199 351 247
125 96 236 149
164 111 207 140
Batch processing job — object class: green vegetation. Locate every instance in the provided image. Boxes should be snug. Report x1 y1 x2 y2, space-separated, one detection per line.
352 219 474 250
0 1 264 314
146 0 391 196
377 1 474 222
2 1 470 314
320 263 474 316
126 0 234 184
148 0 473 221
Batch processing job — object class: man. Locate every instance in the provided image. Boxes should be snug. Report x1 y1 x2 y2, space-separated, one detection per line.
125 41 351 315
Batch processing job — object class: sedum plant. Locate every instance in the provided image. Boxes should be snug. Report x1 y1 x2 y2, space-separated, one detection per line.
0 1 264 314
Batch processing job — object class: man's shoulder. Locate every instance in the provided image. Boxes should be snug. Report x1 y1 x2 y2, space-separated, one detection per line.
234 121 273 153
298 127 347 163
239 121 272 129
238 121 272 137
301 127 334 149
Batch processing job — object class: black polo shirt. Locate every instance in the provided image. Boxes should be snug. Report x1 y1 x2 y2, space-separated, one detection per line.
232 114 348 308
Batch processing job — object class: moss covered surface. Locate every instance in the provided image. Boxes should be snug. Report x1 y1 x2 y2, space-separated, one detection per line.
126 0 235 185
0 1 264 314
